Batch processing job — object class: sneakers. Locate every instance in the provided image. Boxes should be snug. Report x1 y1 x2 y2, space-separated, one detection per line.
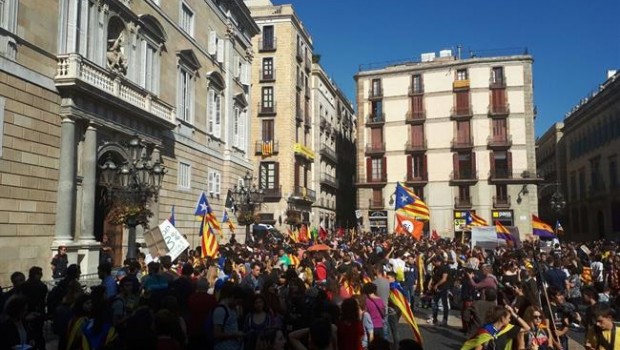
426 317 436 324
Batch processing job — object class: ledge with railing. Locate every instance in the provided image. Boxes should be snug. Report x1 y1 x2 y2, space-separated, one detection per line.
320 173 339 189
365 142 386 154
450 170 479 183
365 113 385 126
487 135 512 149
262 186 282 201
291 186 316 202
320 145 337 162
55 53 175 126
254 140 279 156
259 68 276 82
454 196 473 208
258 38 277 52
450 106 473 119
451 137 474 149
368 87 383 100
257 102 277 116
405 140 427 153
406 110 426 123
493 195 511 208
488 104 510 116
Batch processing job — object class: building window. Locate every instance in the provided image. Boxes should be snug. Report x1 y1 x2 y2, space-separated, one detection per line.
177 67 194 123
180 2 194 36
140 40 159 93
610 156 618 188
371 79 382 97
456 69 468 80
0 0 17 58
261 87 274 110
590 157 602 191
458 185 470 201
491 67 504 84
259 162 278 190
208 31 224 63
262 57 274 80
371 158 382 180
262 25 274 50
207 88 222 138
178 162 191 188
262 119 274 141
233 107 240 147
411 74 423 94
569 172 577 200
208 170 221 195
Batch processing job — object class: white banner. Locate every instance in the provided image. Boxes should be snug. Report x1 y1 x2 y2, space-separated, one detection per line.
471 226 498 250
159 220 190 261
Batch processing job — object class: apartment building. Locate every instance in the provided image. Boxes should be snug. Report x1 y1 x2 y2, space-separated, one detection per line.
245 0 316 229
355 49 541 239
540 71 620 241
0 0 258 283
535 122 566 228
311 62 357 230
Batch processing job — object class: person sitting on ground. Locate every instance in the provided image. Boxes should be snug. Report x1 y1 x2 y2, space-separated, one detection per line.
585 303 620 350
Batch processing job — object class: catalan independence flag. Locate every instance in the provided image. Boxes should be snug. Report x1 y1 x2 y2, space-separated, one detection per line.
532 214 555 239
394 182 430 221
495 220 514 242
461 324 514 350
199 212 219 258
194 192 222 236
466 211 488 226
390 288 422 345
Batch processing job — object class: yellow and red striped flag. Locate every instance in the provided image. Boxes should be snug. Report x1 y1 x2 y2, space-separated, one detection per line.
389 288 422 345
288 228 299 243
288 253 300 267
394 182 430 221
200 214 219 258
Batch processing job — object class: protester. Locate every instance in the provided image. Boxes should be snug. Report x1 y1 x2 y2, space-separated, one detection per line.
51 245 69 280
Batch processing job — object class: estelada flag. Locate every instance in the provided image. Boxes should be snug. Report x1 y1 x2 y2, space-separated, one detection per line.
395 212 424 240
200 214 219 258
390 288 422 345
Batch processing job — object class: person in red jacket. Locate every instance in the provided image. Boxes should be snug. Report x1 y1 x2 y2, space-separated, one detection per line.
315 254 328 284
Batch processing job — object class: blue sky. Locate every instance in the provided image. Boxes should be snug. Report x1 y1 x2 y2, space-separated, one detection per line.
277 0 619 136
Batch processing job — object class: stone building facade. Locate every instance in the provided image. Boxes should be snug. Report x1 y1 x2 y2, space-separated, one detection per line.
539 71 620 241
0 0 259 284
355 50 541 239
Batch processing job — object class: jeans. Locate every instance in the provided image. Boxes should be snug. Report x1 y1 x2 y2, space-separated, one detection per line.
403 285 415 311
432 288 449 322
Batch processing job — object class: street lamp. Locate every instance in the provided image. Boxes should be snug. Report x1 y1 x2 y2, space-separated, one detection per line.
230 171 264 243
99 135 165 259
550 190 566 214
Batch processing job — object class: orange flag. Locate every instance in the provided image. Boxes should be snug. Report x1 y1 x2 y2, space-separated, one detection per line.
395 212 424 240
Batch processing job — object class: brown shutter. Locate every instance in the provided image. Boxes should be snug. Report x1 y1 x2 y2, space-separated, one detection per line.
413 95 423 113
492 89 505 107
382 157 387 181
490 152 495 177
456 91 470 109
472 152 477 175
423 154 428 180
507 151 513 177
453 153 459 178
407 155 412 180
294 163 299 188
274 162 280 188
366 157 372 181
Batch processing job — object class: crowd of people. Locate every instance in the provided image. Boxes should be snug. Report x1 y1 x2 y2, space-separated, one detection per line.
0 230 619 350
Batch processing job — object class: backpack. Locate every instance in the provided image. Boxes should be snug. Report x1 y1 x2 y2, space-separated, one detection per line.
205 304 230 350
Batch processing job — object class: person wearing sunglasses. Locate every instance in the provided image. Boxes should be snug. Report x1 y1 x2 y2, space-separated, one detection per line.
523 306 555 350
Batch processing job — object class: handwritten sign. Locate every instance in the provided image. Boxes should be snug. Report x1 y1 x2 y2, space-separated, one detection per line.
159 220 190 261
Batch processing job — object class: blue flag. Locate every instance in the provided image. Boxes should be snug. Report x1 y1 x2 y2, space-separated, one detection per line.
194 192 211 217
465 211 473 225
169 205 175 227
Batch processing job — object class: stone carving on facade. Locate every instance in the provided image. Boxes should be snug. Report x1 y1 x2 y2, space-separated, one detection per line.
107 32 128 75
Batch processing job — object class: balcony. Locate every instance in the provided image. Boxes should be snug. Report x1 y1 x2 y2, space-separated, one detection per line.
291 186 315 203
493 195 511 208
320 145 338 163
408 86 424 96
293 143 315 161
451 137 474 150
55 54 175 129
487 136 512 149
488 104 510 117
405 172 428 185
254 140 279 156
365 113 385 126
357 174 388 188
450 106 473 120
489 77 506 89
405 110 426 124
320 173 339 189
257 102 277 116
489 169 544 185
259 68 276 82
365 142 386 155
304 56 312 72
369 198 385 210
404 140 427 153
449 170 478 185
258 38 277 52
453 79 470 90
368 87 383 100
454 196 473 208
262 186 282 202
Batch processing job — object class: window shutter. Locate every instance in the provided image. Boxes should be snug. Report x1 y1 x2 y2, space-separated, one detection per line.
208 31 217 55
382 157 387 181
239 111 246 151
207 90 214 133
176 70 182 120
214 95 221 138
507 151 512 177
366 157 372 181
406 155 412 180
241 63 249 86
453 153 459 178
216 173 221 195
216 38 224 63
423 154 428 180
275 162 280 188
472 152 477 175
208 172 214 193
233 110 240 147
490 152 495 177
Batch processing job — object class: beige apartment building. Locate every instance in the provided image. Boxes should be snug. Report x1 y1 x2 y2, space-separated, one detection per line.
538 71 620 241
245 0 316 229
0 0 258 283
355 50 541 239
535 122 566 229
310 62 356 230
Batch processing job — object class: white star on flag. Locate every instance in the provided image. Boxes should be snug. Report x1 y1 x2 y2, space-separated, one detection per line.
401 195 408 203
200 202 207 212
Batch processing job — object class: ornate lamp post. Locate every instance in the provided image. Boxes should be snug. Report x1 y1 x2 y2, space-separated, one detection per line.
549 189 567 214
230 171 264 243
99 135 165 259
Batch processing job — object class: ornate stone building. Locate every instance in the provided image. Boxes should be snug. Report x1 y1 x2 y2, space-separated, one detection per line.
0 0 258 283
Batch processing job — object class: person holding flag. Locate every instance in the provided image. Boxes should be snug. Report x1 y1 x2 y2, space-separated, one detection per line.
194 192 221 258
461 305 530 350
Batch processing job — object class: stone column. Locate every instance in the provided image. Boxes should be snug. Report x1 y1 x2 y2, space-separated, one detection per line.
80 124 97 243
54 117 76 243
